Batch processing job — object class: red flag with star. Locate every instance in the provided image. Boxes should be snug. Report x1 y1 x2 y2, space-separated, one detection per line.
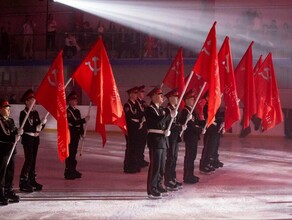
254 53 283 131
192 21 221 127
218 36 240 131
235 41 256 129
34 50 70 161
162 47 185 95
72 37 127 146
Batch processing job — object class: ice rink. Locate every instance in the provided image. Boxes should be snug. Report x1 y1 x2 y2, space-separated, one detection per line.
1 130 291 220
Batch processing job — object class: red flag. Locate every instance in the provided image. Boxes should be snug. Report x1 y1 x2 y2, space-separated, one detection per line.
162 47 185 95
192 21 221 127
34 51 70 161
235 41 256 129
254 53 283 131
253 55 263 76
72 38 127 146
186 72 208 100
254 55 265 119
218 37 240 131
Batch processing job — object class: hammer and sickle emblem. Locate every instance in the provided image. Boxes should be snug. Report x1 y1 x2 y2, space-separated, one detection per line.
258 67 270 81
48 69 58 86
85 56 100 76
171 61 180 75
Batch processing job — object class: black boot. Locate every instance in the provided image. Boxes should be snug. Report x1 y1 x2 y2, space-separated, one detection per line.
29 173 43 191
30 179 43 191
0 188 8 206
19 177 33 192
5 188 20 203
72 161 82 178
64 169 80 180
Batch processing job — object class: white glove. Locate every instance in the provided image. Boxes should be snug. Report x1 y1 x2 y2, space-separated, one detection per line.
36 124 42 132
17 128 24 136
41 118 47 125
186 113 192 122
85 115 90 122
170 110 178 118
164 130 171 137
182 124 187 131
16 135 21 142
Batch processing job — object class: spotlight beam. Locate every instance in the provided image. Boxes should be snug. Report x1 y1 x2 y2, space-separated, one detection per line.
54 0 288 57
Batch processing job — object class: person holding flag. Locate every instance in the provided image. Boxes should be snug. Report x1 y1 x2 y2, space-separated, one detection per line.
0 99 22 205
200 98 224 174
179 90 203 184
164 89 183 191
65 91 89 180
145 87 176 199
19 89 46 192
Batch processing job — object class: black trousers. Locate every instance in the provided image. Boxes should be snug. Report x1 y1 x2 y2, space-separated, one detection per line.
147 147 166 194
0 153 15 189
65 132 80 171
20 140 39 180
124 131 140 171
136 127 147 164
201 131 220 168
183 132 199 179
164 130 180 182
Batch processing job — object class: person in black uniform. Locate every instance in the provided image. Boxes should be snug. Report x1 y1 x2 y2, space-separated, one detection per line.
123 86 143 173
65 91 89 180
212 108 225 169
0 99 22 205
136 85 149 168
145 87 176 199
19 89 46 192
164 89 183 191
179 89 202 184
200 103 224 174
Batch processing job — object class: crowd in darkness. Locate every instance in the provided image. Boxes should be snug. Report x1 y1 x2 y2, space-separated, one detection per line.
1 8 292 60
0 14 183 60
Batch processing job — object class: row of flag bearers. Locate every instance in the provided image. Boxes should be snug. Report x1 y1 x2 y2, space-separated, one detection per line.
124 86 226 199
0 20 284 203
0 89 89 205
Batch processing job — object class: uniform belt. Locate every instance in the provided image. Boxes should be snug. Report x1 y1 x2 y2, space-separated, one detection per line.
148 129 164 134
131 119 140 123
24 132 39 137
69 124 80 127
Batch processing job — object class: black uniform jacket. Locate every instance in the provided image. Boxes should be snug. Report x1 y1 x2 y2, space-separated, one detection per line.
165 103 182 133
204 105 225 134
179 105 202 137
67 106 85 137
0 115 17 155
19 109 42 146
145 102 170 149
124 99 144 132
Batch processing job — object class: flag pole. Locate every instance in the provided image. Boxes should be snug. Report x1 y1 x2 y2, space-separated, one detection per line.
180 81 207 137
6 99 36 167
165 70 194 134
79 102 92 156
